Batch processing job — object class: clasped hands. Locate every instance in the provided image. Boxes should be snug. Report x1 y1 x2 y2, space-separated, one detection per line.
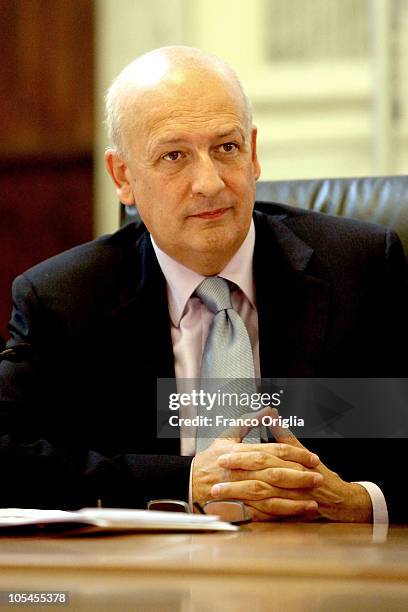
192 407 372 522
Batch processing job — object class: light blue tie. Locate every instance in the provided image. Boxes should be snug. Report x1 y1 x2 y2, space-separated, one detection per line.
195 276 260 451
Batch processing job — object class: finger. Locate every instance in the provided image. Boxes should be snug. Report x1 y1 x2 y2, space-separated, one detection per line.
224 466 323 489
218 451 309 473
211 479 275 500
268 408 305 448
246 498 319 517
214 478 323 502
218 445 320 469
244 504 318 522
220 406 275 442
245 505 275 522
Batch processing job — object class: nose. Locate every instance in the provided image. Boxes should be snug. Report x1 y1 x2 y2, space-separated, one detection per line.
190 155 225 198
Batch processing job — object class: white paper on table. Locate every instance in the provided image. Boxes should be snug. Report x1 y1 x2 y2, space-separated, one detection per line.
0 507 238 534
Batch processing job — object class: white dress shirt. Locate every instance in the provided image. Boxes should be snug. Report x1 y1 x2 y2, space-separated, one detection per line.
151 221 388 524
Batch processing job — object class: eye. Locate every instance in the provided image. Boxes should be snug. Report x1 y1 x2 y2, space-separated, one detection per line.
162 151 183 162
218 142 238 153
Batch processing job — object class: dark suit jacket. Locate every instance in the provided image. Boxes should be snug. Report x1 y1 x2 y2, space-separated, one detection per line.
1 203 407 520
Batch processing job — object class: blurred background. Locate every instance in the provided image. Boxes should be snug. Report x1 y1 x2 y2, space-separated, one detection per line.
1 0 407 338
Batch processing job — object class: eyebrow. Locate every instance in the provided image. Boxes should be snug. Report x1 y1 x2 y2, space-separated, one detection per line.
154 128 245 148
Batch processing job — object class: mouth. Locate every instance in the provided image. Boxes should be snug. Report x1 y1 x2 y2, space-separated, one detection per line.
190 207 231 220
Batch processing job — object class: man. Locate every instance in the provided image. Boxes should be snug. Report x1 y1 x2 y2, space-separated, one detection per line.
1 47 407 522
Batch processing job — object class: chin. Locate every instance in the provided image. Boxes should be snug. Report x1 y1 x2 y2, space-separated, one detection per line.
195 237 241 264
198 229 233 248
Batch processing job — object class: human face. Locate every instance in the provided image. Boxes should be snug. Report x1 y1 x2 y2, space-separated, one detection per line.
107 77 260 275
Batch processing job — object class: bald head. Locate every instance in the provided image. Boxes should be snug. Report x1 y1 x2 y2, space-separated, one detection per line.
105 46 252 156
104 45 261 275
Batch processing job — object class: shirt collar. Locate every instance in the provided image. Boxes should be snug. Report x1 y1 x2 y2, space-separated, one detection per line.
151 220 256 327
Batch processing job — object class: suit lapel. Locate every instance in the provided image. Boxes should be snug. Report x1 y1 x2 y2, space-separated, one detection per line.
97 226 179 454
101 228 175 379
254 210 330 376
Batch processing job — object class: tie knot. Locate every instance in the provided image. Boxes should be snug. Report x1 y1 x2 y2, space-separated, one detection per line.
195 276 232 314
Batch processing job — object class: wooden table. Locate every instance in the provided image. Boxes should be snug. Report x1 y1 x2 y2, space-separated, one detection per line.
1 522 408 611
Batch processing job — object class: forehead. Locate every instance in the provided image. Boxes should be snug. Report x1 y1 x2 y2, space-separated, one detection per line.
125 76 248 149
149 110 246 147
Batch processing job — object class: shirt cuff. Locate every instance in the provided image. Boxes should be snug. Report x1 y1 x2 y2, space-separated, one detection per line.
188 457 195 511
353 481 389 524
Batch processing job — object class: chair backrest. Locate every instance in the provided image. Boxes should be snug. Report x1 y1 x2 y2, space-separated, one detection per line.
256 175 408 257
121 175 408 257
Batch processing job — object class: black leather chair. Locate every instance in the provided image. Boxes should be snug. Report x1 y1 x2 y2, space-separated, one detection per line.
256 175 408 257
121 175 408 257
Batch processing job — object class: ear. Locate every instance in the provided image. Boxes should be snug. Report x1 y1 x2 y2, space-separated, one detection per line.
250 127 261 181
105 148 136 205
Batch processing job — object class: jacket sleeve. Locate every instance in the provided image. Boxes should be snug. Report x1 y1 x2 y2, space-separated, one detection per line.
0 433 192 510
0 273 192 510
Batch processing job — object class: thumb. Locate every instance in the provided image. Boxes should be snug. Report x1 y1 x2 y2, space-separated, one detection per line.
220 406 274 442
268 408 306 449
